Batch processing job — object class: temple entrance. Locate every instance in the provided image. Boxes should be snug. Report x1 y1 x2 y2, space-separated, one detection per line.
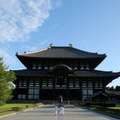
53 89 82 100
40 89 81 100
40 89 68 100
54 89 67 100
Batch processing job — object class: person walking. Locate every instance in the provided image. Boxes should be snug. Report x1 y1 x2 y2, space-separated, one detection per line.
60 106 64 115
54 105 58 115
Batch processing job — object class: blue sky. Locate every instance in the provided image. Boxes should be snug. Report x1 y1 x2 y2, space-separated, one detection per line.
0 0 120 87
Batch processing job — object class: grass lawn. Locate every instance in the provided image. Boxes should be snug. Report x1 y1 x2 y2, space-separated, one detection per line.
106 104 120 111
107 107 120 110
87 103 120 117
0 103 43 116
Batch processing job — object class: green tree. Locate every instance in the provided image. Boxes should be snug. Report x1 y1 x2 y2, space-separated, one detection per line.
0 57 16 105
115 85 120 91
106 86 114 90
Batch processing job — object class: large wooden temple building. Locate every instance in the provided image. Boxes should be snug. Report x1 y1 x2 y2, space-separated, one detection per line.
13 45 120 101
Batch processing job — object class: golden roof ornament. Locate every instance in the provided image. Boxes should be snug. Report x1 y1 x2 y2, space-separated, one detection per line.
69 44 73 47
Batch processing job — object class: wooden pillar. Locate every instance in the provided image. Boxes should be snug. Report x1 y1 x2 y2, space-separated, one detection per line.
79 78 82 100
26 77 29 99
52 77 56 100
39 78 42 100
93 78 95 93
67 89 69 102
102 78 106 92
66 77 69 102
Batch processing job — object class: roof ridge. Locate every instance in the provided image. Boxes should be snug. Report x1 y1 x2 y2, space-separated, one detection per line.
16 46 106 59
71 47 106 56
50 46 106 56
17 48 49 55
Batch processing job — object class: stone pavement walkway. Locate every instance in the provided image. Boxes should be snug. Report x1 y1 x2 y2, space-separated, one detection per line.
0 105 119 120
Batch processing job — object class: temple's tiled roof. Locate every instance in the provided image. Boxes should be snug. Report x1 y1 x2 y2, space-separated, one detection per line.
91 91 109 98
69 70 120 78
16 46 106 59
13 69 120 78
13 69 52 77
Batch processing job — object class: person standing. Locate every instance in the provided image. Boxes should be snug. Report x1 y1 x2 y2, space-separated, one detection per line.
59 95 63 104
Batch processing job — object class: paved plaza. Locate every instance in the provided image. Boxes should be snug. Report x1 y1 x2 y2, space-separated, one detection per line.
0 105 119 120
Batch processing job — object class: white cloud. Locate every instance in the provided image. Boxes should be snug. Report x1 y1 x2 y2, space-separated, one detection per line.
0 0 61 42
0 49 16 68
